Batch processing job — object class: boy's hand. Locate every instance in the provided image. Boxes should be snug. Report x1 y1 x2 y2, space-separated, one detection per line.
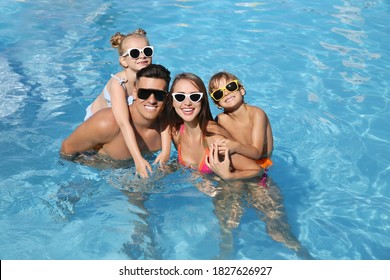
215 139 239 155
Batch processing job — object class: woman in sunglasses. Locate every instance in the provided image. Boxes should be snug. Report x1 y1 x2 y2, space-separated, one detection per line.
168 73 262 179
83 29 171 178
167 73 311 259
208 72 274 174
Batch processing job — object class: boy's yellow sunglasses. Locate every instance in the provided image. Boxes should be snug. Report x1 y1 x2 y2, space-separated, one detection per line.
210 80 239 101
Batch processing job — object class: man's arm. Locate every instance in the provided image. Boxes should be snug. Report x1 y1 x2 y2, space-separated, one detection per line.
60 108 119 157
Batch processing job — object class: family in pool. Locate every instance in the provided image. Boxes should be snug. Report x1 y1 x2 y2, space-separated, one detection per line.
60 28 312 259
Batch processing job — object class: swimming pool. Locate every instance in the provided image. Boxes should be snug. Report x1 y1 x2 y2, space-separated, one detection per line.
0 0 389 260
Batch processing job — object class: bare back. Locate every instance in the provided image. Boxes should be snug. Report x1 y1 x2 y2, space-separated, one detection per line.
90 72 132 114
61 106 163 161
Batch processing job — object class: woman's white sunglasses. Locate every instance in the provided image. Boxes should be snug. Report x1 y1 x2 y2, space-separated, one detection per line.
171 92 203 103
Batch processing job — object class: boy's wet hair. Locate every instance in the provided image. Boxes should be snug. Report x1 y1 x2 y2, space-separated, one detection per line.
208 71 244 104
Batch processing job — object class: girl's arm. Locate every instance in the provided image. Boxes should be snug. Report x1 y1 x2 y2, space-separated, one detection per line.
153 114 171 165
110 79 152 178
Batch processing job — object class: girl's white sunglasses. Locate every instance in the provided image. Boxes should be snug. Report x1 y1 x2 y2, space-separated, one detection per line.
122 46 154 59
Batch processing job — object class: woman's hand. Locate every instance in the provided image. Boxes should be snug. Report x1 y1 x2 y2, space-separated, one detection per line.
206 143 233 180
207 142 263 180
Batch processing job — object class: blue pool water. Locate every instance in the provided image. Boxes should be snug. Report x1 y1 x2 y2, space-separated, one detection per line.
0 0 389 260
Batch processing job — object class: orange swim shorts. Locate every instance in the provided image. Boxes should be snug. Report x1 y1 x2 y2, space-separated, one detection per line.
256 158 273 169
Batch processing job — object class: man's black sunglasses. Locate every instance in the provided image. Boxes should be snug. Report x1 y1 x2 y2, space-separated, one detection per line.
137 88 167 102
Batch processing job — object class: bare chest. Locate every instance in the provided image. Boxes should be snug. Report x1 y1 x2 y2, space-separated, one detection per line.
136 127 162 152
175 133 206 167
221 118 253 144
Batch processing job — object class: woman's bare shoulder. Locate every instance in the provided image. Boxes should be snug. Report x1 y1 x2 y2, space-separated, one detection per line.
206 121 232 139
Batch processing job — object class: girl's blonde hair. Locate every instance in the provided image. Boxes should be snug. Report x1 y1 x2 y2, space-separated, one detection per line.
110 28 150 56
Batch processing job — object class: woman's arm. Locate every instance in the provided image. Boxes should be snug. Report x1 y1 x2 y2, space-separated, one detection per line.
205 123 262 179
110 80 152 177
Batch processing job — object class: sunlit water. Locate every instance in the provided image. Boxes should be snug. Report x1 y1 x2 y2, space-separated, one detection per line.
0 0 389 260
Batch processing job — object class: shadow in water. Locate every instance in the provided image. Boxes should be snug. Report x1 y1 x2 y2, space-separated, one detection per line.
120 191 164 260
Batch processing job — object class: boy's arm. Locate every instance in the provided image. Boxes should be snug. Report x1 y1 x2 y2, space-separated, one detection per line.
234 109 267 159
215 113 262 160
206 143 262 180
218 139 261 160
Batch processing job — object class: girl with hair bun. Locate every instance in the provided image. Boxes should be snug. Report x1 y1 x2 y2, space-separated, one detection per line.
84 29 170 178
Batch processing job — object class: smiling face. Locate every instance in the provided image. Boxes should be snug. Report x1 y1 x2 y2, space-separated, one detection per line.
171 79 203 124
211 78 245 110
131 77 167 122
120 36 152 72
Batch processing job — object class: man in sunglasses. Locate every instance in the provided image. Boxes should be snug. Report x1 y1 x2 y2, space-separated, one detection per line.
60 64 171 165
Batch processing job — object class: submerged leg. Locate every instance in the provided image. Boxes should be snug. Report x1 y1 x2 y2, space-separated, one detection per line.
247 179 313 259
212 182 245 259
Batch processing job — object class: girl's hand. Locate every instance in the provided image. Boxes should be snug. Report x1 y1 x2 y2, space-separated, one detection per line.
153 150 170 165
134 158 153 178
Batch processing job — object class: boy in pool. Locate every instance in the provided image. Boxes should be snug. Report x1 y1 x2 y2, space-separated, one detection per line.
208 71 274 171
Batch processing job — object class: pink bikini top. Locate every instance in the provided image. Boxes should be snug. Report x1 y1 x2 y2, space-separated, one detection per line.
177 124 213 174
